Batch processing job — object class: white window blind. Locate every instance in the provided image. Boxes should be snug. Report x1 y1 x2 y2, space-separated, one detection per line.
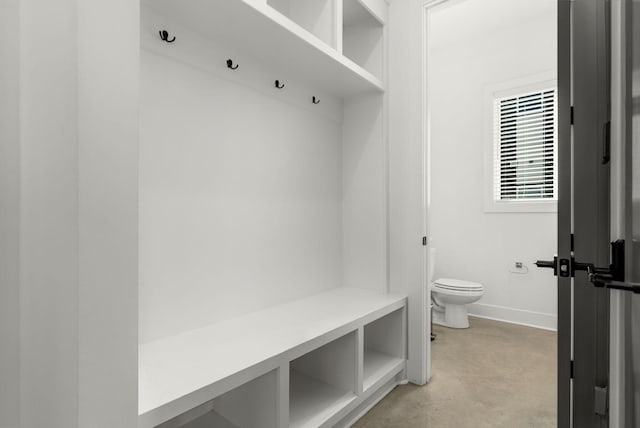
494 88 557 201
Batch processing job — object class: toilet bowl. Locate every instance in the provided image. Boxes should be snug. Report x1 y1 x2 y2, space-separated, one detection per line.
431 278 484 329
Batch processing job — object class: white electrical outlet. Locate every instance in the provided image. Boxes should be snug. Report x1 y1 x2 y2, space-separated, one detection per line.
510 261 529 274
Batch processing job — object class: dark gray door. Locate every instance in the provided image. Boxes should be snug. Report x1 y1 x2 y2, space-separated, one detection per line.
557 1 611 427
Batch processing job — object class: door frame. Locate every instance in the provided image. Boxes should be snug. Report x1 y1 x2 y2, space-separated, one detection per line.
417 0 457 385
420 0 446 384
557 2 572 426
386 0 448 386
567 2 612 427
608 0 628 426
420 0 568 423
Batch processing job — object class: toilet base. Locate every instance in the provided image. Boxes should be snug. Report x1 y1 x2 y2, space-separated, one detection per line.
432 304 470 329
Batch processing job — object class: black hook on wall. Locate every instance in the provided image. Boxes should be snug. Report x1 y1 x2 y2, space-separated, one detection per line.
312 96 320 105
274 80 285 89
159 30 176 43
226 59 239 70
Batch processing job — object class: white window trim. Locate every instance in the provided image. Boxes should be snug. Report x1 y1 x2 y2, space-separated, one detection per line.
483 71 558 213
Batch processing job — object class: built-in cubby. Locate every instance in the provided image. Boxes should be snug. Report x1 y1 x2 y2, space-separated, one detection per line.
136 0 406 426
363 308 405 392
266 0 337 48
156 370 278 428
342 0 384 79
138 289 406 427
289 332 358 428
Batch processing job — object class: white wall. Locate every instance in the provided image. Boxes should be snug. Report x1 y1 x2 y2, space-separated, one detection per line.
15 0 139 426
139 10 344 343
342 95 388 293
0 1 19 426
429 0 558 330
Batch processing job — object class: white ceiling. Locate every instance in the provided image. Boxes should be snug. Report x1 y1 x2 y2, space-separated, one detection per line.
429 0 556 48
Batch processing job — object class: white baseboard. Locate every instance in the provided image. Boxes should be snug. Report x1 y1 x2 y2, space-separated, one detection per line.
467 302 557 331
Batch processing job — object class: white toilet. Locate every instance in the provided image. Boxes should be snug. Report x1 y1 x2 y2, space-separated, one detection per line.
431 278 484 329
428 248 484 329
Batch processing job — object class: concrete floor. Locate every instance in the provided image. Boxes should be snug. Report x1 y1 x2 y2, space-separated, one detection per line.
353 317 557 428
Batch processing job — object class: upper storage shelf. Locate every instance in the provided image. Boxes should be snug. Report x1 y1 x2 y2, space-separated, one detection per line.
342 0 385 80
145 0 384 97
267 0 337 49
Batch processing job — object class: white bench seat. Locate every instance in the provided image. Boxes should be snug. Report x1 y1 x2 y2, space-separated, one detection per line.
139 287 407 428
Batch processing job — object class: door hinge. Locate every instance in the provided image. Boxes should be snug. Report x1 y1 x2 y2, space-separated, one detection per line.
570 106 574 125
602 121 611 164
594 386 608 416
422 236 427 246
570 233 574 252
570 360 574 379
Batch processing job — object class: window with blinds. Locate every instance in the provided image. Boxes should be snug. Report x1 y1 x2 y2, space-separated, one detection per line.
494 88 557 201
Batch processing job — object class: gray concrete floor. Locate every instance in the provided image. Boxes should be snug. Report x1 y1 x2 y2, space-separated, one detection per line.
354 316 557 428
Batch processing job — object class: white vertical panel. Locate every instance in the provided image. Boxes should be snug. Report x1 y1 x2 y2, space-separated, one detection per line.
18 0 139 426
387 0 428 384
278 365 290 428
336 0 344 53
77 0 139 426
356 326 365 395
19 0 80 425
0 1 19 426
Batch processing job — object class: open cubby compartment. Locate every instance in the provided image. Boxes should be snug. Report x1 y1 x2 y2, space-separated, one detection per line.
289 331 358 428
363 308 405 392
267 0 337 48
342 0 384 79
156 370 279 428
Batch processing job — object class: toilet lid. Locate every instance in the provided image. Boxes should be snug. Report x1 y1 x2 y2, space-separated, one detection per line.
434 278 484 292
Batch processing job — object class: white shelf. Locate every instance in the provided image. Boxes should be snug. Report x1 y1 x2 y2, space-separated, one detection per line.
363 350 404 392
139 287 406 428
289 370 356 428
180 410 238 428
267 0 336 48
344 0 384 27
144 0 384 97
342 0 384 80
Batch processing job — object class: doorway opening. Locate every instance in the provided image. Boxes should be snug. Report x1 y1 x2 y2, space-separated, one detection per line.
426 0 558 425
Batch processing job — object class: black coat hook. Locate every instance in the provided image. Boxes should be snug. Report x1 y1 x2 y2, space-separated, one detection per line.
274 80 285 89
159 30 176 43
226 59 239 70
312 96 320 105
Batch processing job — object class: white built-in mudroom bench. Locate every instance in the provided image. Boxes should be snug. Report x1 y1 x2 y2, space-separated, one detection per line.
140 288 406 427
138 0 407 426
